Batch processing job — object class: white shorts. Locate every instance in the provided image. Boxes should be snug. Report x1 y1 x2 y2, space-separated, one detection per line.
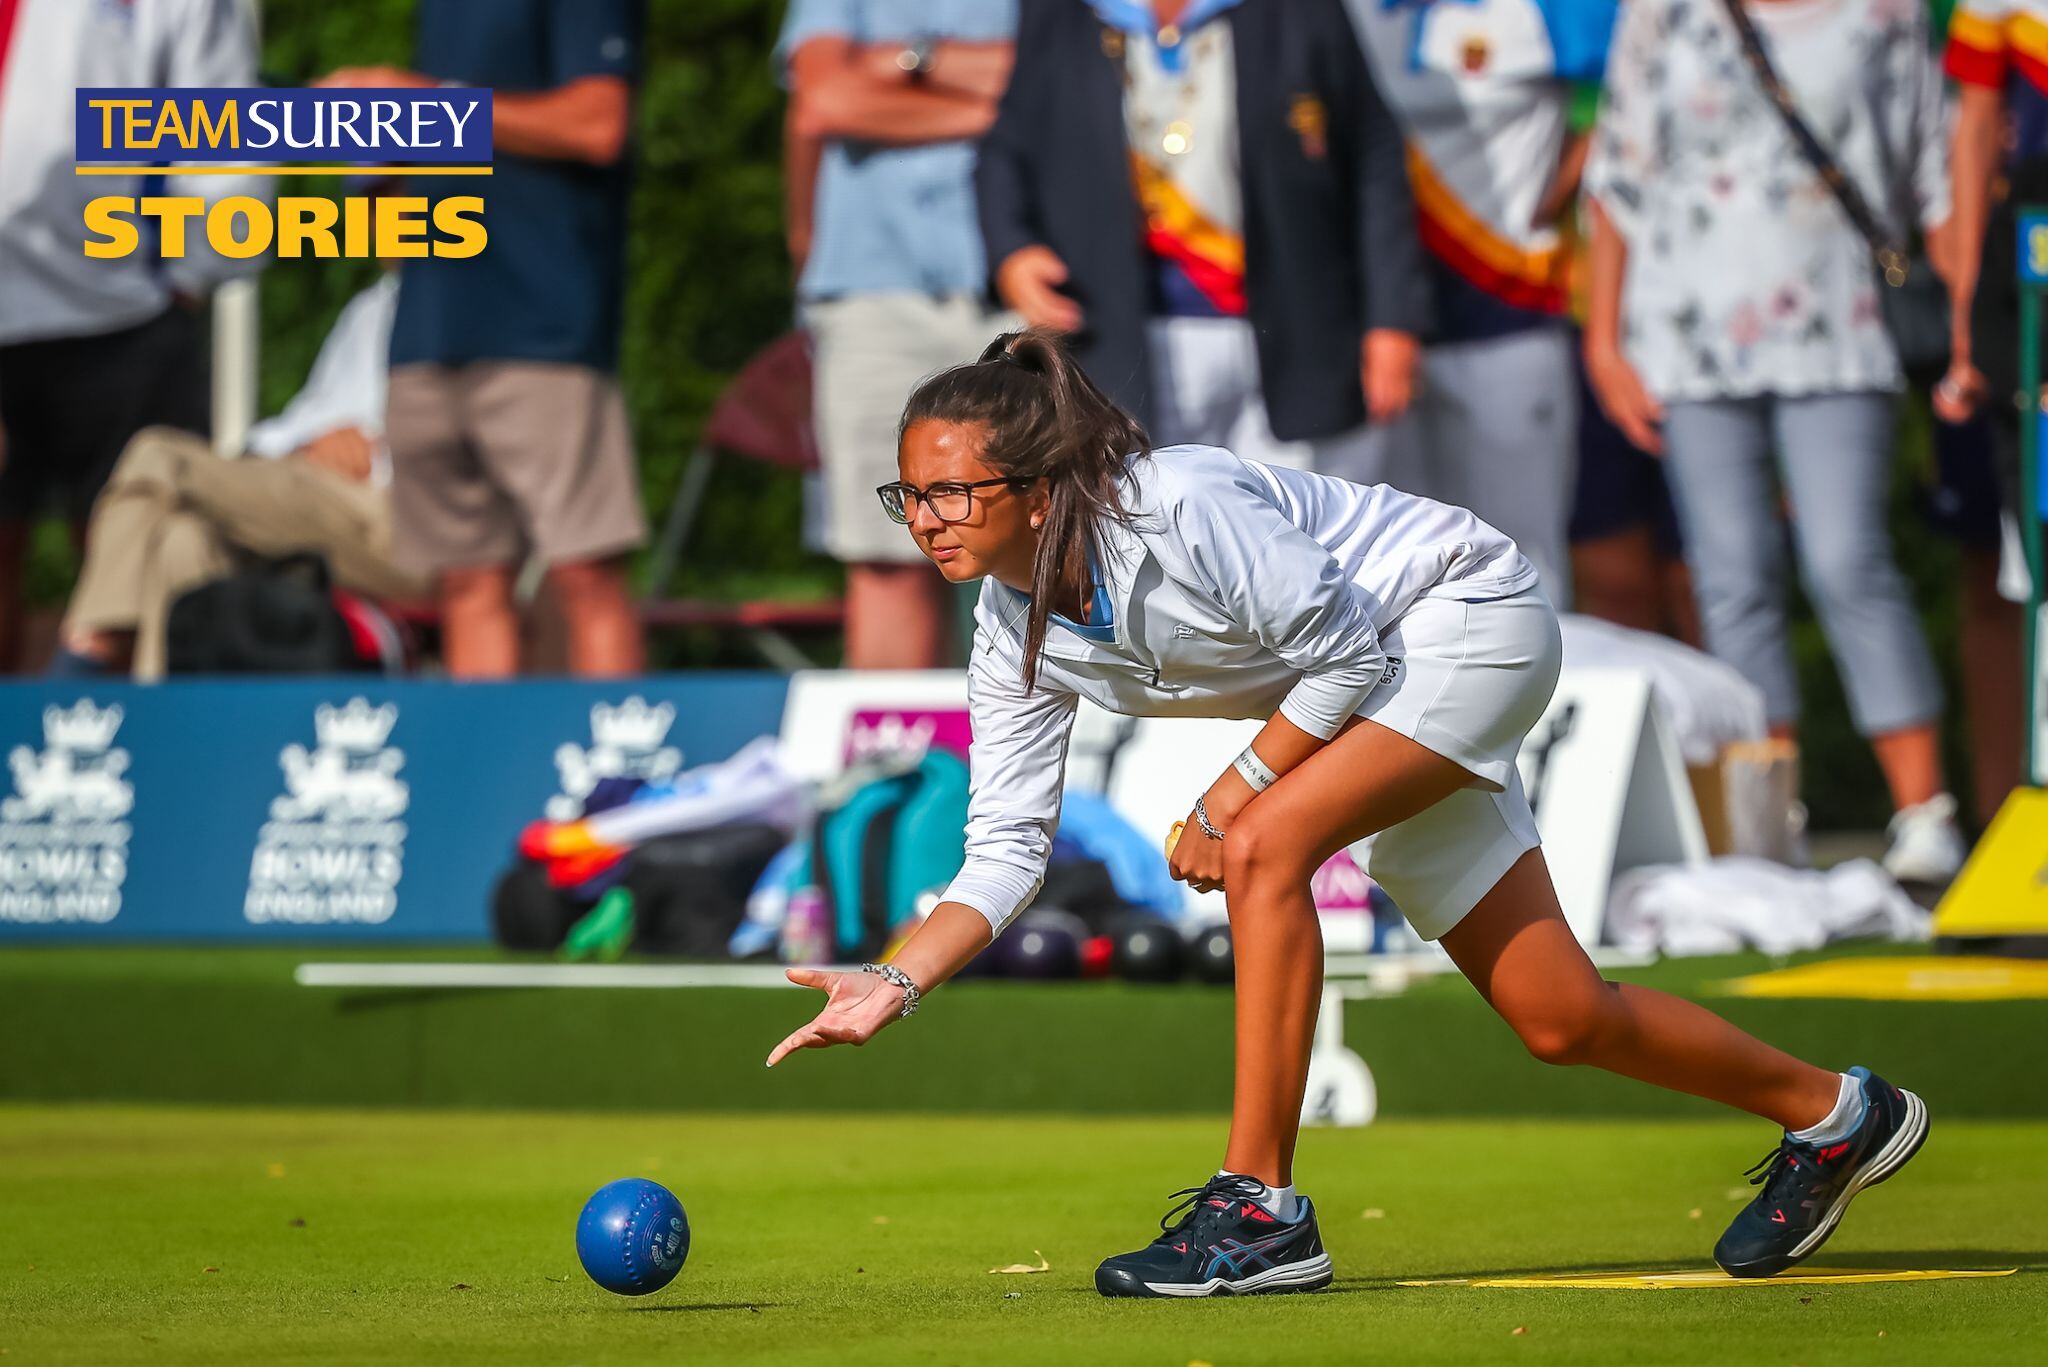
1348 587 1563 940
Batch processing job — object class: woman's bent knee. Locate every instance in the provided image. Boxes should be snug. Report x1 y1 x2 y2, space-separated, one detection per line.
1223 808 1317 893
1513 983 1623 1068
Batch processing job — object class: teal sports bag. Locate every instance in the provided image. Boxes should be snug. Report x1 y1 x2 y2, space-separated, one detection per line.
810 750 970 956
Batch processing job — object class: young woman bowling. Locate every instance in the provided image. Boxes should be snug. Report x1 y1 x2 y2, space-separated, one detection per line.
767 331 1927 1298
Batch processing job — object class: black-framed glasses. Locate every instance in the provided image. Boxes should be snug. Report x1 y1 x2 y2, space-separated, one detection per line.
876 476 1033 525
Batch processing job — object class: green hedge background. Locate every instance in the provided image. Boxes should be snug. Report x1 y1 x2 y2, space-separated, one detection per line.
243 0 1980 830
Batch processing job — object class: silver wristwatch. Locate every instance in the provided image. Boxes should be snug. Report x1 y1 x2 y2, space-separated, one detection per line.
894 38 935 79
861 962 922 1017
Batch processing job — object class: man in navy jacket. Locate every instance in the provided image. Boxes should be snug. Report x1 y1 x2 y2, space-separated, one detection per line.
976 0 1429 471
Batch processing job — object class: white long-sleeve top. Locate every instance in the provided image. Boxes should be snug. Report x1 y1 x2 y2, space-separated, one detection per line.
940 445 1538 934
244 276 398 486
0 0 264 346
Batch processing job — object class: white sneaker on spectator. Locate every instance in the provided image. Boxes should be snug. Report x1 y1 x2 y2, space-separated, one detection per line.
1882 793 1967 885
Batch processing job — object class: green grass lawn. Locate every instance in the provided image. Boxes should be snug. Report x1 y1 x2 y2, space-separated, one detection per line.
2 1106 2040 1366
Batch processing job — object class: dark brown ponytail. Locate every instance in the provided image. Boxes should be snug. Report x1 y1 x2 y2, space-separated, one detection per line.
899 329 1149 688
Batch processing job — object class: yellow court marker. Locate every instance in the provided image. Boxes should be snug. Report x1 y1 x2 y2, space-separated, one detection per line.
1716 956 2048 1002
1399 1268 2017 1291
1934 786 2048 938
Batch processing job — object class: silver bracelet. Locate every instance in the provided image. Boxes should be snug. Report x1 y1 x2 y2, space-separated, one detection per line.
1193 795 1227 842
861 962 922 1018
1232 745 1278 792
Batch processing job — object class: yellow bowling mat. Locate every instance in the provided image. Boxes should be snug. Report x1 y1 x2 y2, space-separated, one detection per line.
1716 956 2048 1002
1399 1268 2017 1291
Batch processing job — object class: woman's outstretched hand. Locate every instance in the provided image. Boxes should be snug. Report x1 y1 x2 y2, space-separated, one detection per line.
765 967 905 1067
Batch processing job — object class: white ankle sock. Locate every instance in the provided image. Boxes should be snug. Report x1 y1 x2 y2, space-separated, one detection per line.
1787 1071 1866 1145
1217 1169 1302 1223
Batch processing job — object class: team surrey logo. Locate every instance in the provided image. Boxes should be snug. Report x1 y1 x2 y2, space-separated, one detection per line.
76 87 493 262
0 701 133 924
547 697 683 820
245 699 409 925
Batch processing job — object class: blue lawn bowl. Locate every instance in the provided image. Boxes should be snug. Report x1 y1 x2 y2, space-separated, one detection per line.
576 1178 690 1296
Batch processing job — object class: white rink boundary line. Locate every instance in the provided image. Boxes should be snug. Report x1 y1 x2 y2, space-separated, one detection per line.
1323 947 1655 978
294 962 815 990
294 947 1660 993
1323 946 1658 998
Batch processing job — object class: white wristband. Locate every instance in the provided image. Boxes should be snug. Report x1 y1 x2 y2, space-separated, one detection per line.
1232 745 1278 793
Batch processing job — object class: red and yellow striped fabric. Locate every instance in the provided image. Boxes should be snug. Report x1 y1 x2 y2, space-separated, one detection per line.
1944 0 2048 93
1405 145 1568 315
1131 152 1248 316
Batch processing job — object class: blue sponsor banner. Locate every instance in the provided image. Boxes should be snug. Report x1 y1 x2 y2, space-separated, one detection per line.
75 88 492 164
0 676 787 942
2021 211 2048 286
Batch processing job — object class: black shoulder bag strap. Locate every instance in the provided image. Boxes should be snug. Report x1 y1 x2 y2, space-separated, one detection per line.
1718 0 1910 288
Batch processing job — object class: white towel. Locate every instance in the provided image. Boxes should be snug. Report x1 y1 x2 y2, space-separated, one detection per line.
1605 857 1930 957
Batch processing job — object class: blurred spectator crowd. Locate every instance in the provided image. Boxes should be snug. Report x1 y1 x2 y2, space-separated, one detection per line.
0 0 2040 867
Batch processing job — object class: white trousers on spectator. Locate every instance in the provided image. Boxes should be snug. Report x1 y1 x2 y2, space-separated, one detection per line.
1660 391 1941 736
1321 327 1577 605
1146 317 1382 475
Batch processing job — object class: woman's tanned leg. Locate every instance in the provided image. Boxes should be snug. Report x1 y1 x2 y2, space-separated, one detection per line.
1440 851 1840 1129
1222 718 1841 1189
1220 718 1472 1184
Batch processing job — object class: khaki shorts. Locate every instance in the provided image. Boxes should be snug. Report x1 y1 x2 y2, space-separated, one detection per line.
385 362 647 575
807 293 1019 564
1349 588 1564 940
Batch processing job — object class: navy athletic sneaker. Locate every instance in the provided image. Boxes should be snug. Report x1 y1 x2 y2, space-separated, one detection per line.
1095 1174 1333 1298
1715 1067 1929 1278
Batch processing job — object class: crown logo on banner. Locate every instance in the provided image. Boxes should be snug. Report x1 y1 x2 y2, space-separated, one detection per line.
590 696 675 753
313 698 398 754
43 700 124 754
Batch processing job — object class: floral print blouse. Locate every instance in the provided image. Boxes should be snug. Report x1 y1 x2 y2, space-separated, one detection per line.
1584 0 1950 402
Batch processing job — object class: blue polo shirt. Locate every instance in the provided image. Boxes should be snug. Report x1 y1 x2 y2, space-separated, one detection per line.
776 0 1017 302
390 0 641 372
